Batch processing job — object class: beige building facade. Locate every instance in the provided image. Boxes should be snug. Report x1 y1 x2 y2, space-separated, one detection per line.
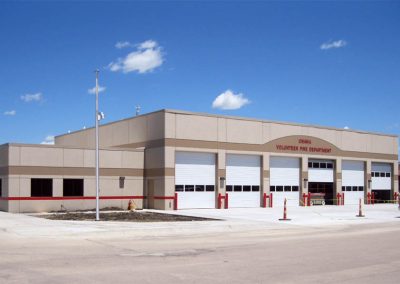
0 109 398 212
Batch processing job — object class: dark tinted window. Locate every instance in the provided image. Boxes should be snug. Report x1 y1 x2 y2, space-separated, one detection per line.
308 162 312 168
292 186 299 192
327 163 333 169
63 179 84 196
0 178 2 197
284 186 291 192
352 186 358 191
346 186 352 191
252 185 260 192
320 163 327 169
270 186 276 192
386 172 391 177
206 185 215 192
226 185 233 192
185 185 194 192
195 185 205 192
313 162 319 168
31 179 53 197
243 185 251 192
380 172 385 177
358 186 364 192
175 185 184 192
276 186 283 192
342 186 345 191
234 185 242 192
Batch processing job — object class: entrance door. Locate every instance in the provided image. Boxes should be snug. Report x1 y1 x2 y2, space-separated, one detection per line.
308 182 334 205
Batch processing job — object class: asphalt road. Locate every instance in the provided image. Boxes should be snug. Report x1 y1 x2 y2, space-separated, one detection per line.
1 218 399 283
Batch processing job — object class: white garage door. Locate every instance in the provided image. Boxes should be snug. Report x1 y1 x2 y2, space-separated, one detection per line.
371 163 392 190
270 157 300 207
226 154 261 208
342 160 365 205
175 152 216 209
308 159 334 182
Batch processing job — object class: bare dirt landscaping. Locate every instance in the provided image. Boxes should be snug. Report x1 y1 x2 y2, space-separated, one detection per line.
35 211 218 222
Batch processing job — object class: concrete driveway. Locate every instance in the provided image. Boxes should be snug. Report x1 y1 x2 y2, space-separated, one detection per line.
1 204 400 283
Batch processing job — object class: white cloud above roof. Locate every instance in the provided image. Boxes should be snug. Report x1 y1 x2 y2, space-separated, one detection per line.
4 110 16 116
320 39 347 50
88 85 106 94
108 40 164 74
212 90 250 110
41 135 55 145
21 92 43 102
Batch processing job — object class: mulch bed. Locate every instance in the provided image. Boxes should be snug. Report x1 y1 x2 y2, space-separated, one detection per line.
36 211 218 222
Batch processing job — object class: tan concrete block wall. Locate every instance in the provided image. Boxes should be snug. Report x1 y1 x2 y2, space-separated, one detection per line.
226 119 263 144
175 114 218 141
0 145 8 167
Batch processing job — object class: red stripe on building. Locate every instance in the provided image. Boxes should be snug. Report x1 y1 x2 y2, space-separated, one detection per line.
0 196 144 201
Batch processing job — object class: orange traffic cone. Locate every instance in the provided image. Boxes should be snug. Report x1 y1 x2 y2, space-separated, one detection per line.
279 198 291 221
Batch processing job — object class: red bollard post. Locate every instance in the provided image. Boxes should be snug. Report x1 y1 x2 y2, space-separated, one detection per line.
307 192 311 207
225 193 229 209
367 192 371 205
263 193 267 208
342 192 345 205
336 193 340 206
218 193 222 209
302 193 306 207
270 192 273 208
279 198 291 221
174 193 178 210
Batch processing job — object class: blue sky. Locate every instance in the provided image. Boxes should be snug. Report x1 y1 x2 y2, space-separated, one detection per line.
0 1 399 147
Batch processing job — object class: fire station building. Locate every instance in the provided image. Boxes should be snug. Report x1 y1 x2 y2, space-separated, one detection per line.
0 109 398 213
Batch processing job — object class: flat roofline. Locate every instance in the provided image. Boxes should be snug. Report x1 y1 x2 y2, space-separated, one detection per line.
55 109 166 139
55 108 397 139
1 143 144 152
163 109 398 138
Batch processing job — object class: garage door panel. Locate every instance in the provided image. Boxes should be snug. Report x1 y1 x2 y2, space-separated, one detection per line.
226 154 261 208
342 160 364 187
371 163 391 190
228 192 261 208
270 157 300 206
273 192 300 207
175 152 216 209
177 192 215 209
344 191 364 205
270 157 300 186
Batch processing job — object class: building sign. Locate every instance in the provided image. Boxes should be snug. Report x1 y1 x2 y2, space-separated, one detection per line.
266 136 335 155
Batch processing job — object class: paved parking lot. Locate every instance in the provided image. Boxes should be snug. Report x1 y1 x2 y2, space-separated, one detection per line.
1 204 400 283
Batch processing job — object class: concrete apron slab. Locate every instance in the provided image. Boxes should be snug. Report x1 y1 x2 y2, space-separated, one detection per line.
0 204 399 240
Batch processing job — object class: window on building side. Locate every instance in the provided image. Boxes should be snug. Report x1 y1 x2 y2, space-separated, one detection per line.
206 185 215 192
31 179 53 197
175 185 184 192
63 179 84 197
226 185 233 192
251 186 260 192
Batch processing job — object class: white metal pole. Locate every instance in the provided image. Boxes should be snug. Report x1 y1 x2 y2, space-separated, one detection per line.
95 69 100 221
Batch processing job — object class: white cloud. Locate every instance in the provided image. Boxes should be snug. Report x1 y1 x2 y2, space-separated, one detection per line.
115 41 132 49
4 110 16 116
88 85 106 94
21 92 43 102
138 40 157 50
108 39 164 74
212 90 250 110
320 39 347 50
41 135 55 145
